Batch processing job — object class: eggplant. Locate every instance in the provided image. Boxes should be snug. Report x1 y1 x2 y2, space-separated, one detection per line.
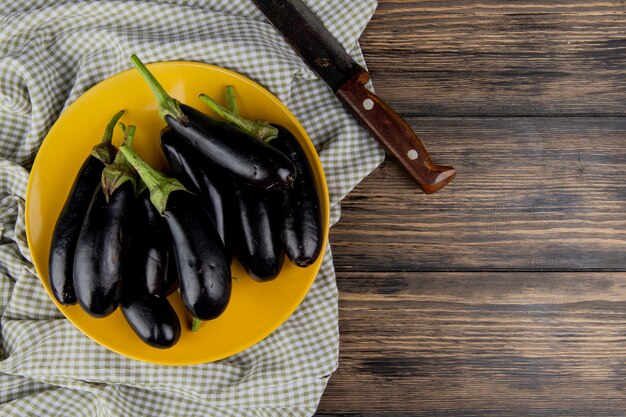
73 123 138 318
232 183 284 281
199 87 322 267
120 281 181 349
48 111 124 305
49 158 107 305
270 125 323 267
197 86 284 280
165 192 231 319
160 128 233 256
163 247 179 296
123 191 181 347
73 182 133 317
168 104 296 190
130 54 296 190
119 144 232 321
130 190 173 297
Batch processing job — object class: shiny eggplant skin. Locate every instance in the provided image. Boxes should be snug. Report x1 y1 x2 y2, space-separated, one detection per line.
49 156 106 305
165 104 296 190
232 183 284 281
120 291 181 349
160 128 232 256
131 191 171 296
164 191 231 320
162 247 179 296
270 125 323 267
73 182 133 317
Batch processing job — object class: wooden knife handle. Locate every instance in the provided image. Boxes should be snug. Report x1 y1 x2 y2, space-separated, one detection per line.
336 69 456 194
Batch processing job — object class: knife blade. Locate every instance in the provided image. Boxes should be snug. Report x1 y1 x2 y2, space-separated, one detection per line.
251 0 455 194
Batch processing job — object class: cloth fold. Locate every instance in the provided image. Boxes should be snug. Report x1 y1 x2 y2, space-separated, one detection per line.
0 1 385 415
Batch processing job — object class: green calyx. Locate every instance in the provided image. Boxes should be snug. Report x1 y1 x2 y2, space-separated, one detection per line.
101 123 137 201
129 54 188 124
91 110 125 164
118 142 187 215
136 178 148 196
198 89 278 142
191 317 202 332
124 134 148 196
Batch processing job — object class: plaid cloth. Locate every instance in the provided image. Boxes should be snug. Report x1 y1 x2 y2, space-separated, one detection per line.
0 1 384 416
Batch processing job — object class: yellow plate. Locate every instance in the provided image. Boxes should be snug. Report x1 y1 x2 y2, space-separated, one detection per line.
25 61 329 365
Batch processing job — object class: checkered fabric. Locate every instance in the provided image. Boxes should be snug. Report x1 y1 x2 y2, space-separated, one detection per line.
0 1 384 416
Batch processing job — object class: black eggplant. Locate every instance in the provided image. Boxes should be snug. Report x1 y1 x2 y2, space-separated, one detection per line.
73 124 137 318
160 128 233 256
163 247 179 296
119 144 232 321
73 182 133 317
232 183 284 281
169 104 296 190
165 192 232 319
49 110 124 305
129 54 296 190
201 86 284 280
121 127 180 348
120 280 181 349
200 87 322 267
130 190 173 297
270 125 323 267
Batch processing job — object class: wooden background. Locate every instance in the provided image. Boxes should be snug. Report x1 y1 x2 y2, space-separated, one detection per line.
316 1 626 415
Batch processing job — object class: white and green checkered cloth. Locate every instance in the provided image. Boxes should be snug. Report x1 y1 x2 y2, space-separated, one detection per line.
0 1 384 416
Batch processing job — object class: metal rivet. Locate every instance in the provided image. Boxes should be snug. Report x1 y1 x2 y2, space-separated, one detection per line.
363 98 374 110
407 149 419 160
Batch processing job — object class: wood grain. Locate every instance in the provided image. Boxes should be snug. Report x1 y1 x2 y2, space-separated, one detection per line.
317 0 626 415
362 1 626 116
331 117 626 271
318 271 626 416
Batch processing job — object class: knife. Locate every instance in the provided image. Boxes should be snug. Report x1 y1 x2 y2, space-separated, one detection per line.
251 0 455 194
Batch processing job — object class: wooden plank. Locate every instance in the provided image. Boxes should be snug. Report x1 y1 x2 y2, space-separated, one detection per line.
361 1 626 116
321 2 626 416
330 117 626 271
317 271 626 416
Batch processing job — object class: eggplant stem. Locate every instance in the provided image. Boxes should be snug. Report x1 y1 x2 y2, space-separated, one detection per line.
129 54 188 124
91 110 124 165
198 93 278 142
101 125 137 200
117 123 135 147
224 86 276 143
191 317 202 332
101 110 125 145
118 144 187 214
136 178 148 196
121 124 135 148
225 85 238 115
